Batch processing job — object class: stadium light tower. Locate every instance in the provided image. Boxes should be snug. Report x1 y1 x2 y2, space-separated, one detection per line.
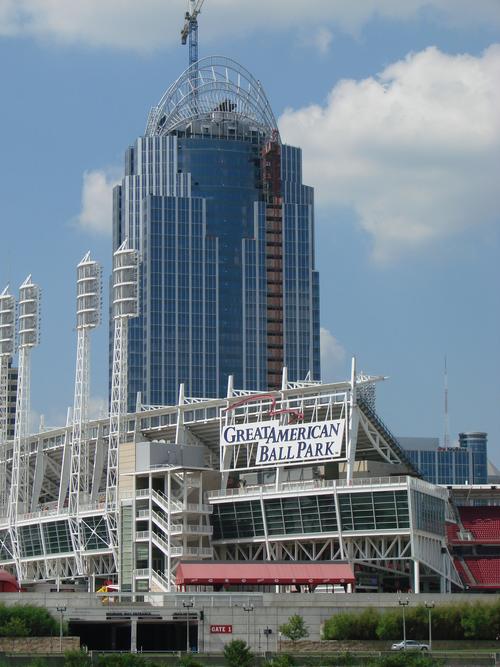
68 253 102 573
0 286 15 507
105 240 139 572
8 276 40 579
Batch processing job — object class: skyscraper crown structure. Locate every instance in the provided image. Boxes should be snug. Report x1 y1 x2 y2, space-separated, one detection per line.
113 55 320 408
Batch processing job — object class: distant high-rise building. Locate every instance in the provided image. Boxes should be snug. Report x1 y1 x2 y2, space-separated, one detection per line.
399 434 488 485
113 57 320 408
459 432 488 485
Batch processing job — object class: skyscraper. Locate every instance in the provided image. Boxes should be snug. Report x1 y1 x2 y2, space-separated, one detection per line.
113 56 320 408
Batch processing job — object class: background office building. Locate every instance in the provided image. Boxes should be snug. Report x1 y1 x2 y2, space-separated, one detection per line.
112 57 320 409
400 433 488 485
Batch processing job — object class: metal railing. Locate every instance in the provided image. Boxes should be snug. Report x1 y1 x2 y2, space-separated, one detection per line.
207 476 410 500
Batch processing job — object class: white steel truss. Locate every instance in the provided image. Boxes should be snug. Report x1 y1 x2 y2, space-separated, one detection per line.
106 241 139 574
8 276 40 580
214 532 458 590
0 286 15 508
106 317 127 565
0 357 9 508
68 253 102 576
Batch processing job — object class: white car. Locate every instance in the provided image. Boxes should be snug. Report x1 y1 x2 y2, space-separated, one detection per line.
391 640 430 651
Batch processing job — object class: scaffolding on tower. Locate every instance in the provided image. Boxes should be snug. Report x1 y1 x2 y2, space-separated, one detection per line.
106 240 139 577
0 286 15 508
68 252 102 574
8 276 40 580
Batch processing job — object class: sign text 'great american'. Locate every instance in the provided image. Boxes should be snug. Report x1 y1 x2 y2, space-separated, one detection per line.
221 419 345 465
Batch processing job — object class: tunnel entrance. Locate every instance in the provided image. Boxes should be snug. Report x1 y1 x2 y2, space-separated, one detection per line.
69 620 198 652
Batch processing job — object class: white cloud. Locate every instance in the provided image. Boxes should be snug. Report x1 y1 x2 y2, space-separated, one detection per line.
279 45 500 262
75 168 120 236
30 408 69 432
320 327 346 381
0 1 499 51
298 27 333 55
313 28 333 55
28 398 107 433
88 396 108 420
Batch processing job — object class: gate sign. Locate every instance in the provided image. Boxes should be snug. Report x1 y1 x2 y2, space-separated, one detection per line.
221 419 345 465
210 625 233 634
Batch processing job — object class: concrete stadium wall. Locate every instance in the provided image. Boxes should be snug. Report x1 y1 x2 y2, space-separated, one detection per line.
1 591 499 652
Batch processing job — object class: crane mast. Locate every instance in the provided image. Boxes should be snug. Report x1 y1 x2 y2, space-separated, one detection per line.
181 0 205 95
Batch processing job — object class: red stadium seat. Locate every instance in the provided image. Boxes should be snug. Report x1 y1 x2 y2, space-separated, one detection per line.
463 558 500 586
457 507 500 543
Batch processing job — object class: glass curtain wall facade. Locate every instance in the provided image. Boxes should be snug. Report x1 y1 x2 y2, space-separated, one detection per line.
401 435 488 485
112 58 320 408
459 432 488 484
212 489 412 541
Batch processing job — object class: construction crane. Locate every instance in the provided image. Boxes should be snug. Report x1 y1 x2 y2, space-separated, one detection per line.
181 0 205 69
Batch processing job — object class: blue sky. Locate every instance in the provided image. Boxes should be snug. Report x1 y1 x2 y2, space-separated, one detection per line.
0 1 499 461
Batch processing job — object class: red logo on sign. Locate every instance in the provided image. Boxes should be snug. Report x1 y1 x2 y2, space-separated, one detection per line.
210 625 233 634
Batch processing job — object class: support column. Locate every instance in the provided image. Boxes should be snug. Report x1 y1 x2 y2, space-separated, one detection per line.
130 618 137 653
346 357 358 484
413 559 420 594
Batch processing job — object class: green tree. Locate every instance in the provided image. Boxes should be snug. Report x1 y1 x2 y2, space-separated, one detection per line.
263 655 294 667
0 617 29 637
223 639 253 667
279 614 309 642
64 650 92 667
178 654 204 667
97 654 147 667
375 609 402 640
368 654 442 667
323 612 353 640
461 602 494 640
0 604 59 637
432 604 464 640
26 659 49 667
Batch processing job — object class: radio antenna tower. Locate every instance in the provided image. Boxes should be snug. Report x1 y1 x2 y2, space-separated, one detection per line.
443 355 450 448
68 253 102 573
0 286 15 507
8 276 40 579
105 240 139 573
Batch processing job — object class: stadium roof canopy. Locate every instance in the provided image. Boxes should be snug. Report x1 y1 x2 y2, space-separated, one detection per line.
176 561 355 586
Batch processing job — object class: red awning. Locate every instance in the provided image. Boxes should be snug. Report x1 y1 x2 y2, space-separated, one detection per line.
176 561 355 586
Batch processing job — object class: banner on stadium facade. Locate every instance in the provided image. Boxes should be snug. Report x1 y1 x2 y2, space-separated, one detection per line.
221 419 345 465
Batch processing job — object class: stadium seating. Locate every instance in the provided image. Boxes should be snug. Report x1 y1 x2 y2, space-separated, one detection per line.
458 506 500 542
453 558 475 585
463 558 500 586
446 522 459 543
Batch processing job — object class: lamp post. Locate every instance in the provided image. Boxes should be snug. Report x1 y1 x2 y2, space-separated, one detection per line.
56 606 66 653
264 626 272 655
243 605 254 647
183 599 194 652
398 598 409 647
425 601 435 651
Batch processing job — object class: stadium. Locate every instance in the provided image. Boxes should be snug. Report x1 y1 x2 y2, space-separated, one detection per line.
0 356 485 596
